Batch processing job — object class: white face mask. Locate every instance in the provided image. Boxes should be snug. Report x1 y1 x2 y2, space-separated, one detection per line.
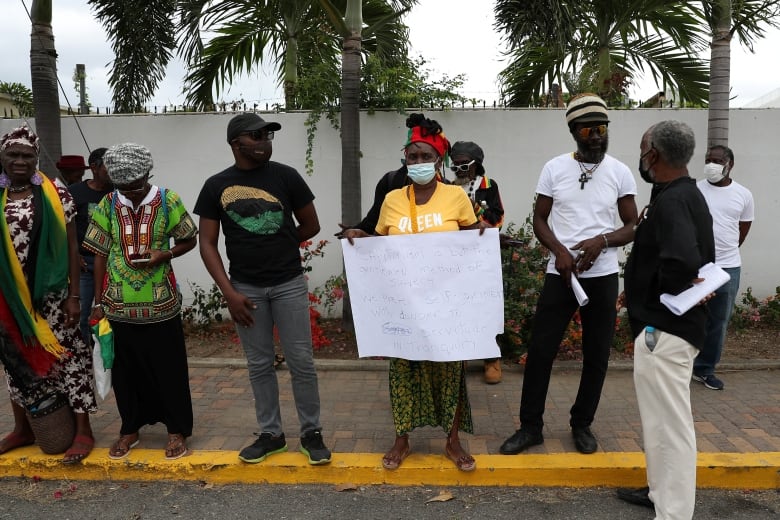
703 162 726 183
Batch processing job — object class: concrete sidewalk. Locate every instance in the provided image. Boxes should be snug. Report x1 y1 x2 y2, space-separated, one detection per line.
1 359 778 488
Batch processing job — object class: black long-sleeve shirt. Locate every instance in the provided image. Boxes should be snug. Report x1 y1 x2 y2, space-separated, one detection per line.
352 166 409 234
624 176 715 349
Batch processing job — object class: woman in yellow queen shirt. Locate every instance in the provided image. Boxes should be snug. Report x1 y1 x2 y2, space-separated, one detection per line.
343 114 486 472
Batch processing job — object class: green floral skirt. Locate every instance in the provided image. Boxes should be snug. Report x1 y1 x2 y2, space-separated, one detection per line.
389 359 473 436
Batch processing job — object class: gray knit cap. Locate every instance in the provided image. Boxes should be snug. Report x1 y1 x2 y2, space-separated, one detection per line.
103 143 153 185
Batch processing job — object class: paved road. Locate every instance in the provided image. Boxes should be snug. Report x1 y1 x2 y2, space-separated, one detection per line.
0 478 778 519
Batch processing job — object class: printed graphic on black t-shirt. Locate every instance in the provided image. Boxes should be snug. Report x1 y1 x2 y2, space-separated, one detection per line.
194 162 315 287
220 185 284 235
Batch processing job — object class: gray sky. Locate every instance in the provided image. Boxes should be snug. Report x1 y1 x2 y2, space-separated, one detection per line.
2 0 779 110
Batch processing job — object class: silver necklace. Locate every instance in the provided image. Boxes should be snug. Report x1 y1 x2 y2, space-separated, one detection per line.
575 152 602 189
7 184 32 193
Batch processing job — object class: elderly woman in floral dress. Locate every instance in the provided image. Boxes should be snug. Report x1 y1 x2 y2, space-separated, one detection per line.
0 126 97 464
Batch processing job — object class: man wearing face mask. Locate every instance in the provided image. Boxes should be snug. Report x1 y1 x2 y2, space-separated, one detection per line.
618 120 715 519
500 93 637 457
693 146 754 390
194 113 332 466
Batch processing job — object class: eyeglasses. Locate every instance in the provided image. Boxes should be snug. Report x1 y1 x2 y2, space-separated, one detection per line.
450 160 476 173
242 130 274 141
577 124 608 139
116 175 152 194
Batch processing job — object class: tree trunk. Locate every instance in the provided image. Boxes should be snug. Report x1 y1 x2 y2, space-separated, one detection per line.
283 35 299 109
29 0 62 180
707 0 732 147
339 32 362 329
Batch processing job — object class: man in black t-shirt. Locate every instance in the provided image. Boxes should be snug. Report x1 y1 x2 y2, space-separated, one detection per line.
194 113 331 467
68 147 112 343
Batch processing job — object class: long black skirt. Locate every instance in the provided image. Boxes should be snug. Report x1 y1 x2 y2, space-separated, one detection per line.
110 315 193 437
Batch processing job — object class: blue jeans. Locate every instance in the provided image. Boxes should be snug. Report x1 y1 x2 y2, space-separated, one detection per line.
233 275 322 437
79 255 96 345
694 266 741 377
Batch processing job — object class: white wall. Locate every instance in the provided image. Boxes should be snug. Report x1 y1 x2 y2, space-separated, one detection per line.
3 108 777 309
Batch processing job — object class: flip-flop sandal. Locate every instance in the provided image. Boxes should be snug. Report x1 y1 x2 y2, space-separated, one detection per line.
109 434 140 460
381 445 410 470
62 434 95 465
445 444 476 472
0 432 36 455
165 433 189 460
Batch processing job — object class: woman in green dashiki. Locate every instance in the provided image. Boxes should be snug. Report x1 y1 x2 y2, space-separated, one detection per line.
85 143 197 461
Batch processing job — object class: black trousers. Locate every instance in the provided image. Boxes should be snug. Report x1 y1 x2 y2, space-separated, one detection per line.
111 315 193 437
519 273 618 432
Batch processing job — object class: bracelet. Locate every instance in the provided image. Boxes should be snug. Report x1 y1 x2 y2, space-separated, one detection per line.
69 295 81 300
168 250 175 259
92 304 102 310
602 234 609 252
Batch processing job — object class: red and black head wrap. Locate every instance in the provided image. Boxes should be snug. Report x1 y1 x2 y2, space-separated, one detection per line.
403 113 450 161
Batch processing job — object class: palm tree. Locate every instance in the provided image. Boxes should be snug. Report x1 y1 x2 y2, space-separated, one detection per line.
29 0 61 178
88 0 176 113
703 0 780 146
494 0 710 107
178 1 414 111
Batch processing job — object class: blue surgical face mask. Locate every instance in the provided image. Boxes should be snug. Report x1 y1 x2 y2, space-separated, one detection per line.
406 162 437 185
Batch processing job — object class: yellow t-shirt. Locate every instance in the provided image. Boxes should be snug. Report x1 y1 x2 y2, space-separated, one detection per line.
376 183 477 235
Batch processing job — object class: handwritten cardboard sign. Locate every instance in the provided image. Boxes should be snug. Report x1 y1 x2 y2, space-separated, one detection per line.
341 229 504 361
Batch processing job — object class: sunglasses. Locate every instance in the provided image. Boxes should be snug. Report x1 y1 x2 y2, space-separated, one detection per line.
242 130 274 141
577 124 608 139
450 160 475 173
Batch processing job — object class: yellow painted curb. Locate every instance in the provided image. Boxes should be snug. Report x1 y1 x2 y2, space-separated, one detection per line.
1 448 778 489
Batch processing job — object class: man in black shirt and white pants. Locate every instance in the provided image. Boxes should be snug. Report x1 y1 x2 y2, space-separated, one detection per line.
620 120 715 520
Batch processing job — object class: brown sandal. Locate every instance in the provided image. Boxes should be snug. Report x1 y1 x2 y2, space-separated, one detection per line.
165 433 188 460
0 431 35 455
109 433 139 460
445 441 476 472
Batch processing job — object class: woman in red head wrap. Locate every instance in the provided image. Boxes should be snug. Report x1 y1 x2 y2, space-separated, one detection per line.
342 114 488 472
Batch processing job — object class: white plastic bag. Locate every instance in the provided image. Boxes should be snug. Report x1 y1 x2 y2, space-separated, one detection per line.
92 333 112 400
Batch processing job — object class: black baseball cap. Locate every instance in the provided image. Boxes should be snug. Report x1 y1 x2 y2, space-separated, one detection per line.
227 113 282 142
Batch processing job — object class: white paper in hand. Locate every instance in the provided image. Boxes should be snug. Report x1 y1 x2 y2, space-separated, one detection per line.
571 274 589 306
660 262 730 316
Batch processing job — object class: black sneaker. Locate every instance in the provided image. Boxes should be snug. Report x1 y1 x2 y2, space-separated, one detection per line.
238 432 287 463
300 430 332 465
692 373 724 390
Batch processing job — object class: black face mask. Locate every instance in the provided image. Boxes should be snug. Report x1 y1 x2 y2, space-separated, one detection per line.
638 148 654 184
638 159 653 183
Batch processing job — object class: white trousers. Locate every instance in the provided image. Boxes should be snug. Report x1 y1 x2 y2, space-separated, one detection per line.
634 330 698 520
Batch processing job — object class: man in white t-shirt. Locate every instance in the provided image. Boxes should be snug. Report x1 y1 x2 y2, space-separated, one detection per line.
694 145 754 390
500 94 638 456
